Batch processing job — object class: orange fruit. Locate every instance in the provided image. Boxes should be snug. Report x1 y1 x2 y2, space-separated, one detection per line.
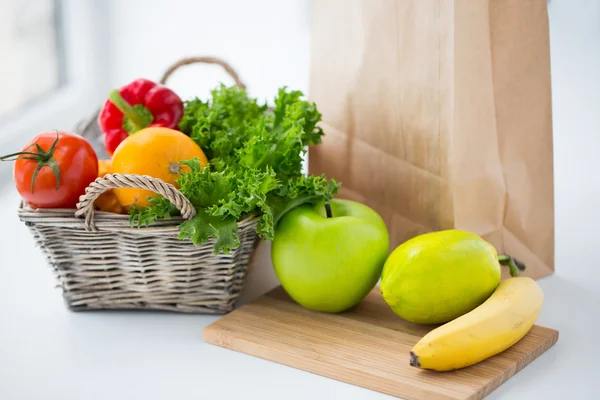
98 159 112 178
111 127 208 208
94 158 125 214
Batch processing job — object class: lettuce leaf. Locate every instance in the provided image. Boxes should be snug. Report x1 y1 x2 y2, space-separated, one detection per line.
178 84 267 165
130 85 340 253
272 87 324 147
178 210 240 254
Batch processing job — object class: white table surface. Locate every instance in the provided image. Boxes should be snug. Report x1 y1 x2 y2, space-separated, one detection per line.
0 185 598 400
2 3 600 399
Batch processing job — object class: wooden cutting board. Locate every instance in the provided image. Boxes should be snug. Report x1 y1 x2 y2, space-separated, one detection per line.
204 286 559 400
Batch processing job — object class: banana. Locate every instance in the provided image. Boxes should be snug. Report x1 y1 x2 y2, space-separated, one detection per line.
410 277 544 371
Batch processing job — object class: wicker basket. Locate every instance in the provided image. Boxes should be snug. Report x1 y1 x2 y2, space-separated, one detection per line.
18 57 260 314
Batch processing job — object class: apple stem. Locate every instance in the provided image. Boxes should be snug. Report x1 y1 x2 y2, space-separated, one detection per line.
325 202 333 218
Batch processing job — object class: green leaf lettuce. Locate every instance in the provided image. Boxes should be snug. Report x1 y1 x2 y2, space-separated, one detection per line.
130 85 340 253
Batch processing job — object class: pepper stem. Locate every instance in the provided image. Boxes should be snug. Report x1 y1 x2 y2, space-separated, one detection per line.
498 255 526 277
325 202 333 218
109 90 147 132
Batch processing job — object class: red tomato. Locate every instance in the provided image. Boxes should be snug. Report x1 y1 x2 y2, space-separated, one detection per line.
3 131 98 209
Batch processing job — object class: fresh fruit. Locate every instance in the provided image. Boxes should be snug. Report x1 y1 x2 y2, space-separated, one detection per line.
271 199 389 313
98 159 112 177
0 131 98 208
99 78 184 155
111 127 208 208
410 277 544 371
380 229 522 324
94 188 124 214
94 159 124 214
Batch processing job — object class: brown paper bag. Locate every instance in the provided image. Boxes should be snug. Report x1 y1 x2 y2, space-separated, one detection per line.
308 0 554 279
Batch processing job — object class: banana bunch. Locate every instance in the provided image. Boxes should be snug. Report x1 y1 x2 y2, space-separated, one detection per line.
410 277 544 371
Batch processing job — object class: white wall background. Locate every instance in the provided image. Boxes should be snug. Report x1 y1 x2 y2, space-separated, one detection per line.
105 0 311 104
548 0 600 289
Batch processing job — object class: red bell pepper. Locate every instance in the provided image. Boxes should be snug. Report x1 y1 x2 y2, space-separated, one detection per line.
98 78 184 155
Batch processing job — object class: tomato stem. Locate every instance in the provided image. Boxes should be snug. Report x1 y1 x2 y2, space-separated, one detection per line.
0 151 43 160
0 132 61 193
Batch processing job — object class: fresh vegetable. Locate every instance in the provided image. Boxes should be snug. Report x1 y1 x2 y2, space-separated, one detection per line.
130 85 340 253
381 230 524 325
272 199 389 313
0 131 98 209
111 127 208 208
177 84 323 171
99 78 184 155
94 159 125 214
410 277 544 371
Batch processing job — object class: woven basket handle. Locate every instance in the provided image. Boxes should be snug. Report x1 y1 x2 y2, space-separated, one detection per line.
75 174 196 231
159 56 246 89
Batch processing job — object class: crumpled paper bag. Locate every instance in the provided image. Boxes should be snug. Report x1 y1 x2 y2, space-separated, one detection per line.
308 0 554 279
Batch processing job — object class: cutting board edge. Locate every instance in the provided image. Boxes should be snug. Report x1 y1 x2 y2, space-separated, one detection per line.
203 286 560 400
203 323 463 400
475 326 559 399
203 320 558 400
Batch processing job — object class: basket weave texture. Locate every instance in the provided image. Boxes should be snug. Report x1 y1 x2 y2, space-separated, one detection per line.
17 57 260 313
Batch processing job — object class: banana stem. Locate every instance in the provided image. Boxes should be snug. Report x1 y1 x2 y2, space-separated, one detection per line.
409 351 421 368
498 255 526 277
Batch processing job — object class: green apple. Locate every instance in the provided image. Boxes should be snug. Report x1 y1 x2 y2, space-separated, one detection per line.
271 198 389 313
